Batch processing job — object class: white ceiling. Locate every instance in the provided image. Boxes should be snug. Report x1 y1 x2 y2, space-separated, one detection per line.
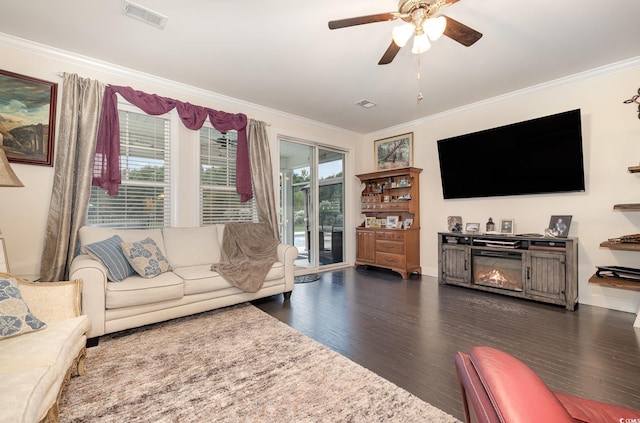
2 0 640 134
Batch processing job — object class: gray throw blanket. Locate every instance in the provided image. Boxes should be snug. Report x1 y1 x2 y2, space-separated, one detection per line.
212 222 279 293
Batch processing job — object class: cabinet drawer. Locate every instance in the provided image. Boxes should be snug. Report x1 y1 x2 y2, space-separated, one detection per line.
378 202 410 212
377 240 404 254
376 252 406 267
376 231 405 241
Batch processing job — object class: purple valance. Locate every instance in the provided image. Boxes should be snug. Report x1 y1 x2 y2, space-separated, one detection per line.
94 85 252 201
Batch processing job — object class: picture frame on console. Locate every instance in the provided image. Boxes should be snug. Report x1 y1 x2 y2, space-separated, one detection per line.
374 132 413 171
386 216 399 229
447 216 463 233
547 215 572 238
465 222 480 233
499 218 515 235
0 69 57 166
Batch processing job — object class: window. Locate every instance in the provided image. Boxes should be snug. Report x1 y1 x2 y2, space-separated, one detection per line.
87 107 172 229
200 127 256 225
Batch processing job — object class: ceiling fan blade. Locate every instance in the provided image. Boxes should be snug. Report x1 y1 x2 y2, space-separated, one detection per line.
328 13 397 30
378 41 402 65
443 16 483 46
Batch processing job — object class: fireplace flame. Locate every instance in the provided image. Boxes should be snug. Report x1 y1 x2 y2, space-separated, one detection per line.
478 269 520 290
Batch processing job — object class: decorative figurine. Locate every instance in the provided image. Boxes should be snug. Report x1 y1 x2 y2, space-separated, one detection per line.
486 217 495 232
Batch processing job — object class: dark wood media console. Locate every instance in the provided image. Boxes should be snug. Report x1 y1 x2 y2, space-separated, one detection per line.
438 232 578 310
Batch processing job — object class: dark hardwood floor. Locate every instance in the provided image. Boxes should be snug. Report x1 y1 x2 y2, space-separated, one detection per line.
253 266 640 420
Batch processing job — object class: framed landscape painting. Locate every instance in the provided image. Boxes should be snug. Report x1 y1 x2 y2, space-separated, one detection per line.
374 132 413 171
0 69 58 166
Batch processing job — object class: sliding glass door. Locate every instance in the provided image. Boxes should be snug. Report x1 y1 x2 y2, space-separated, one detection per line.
280 139 345 271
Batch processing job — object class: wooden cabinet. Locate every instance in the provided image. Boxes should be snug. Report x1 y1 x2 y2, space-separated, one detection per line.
438 233 578 310
356 229 376 263
355 167 421 279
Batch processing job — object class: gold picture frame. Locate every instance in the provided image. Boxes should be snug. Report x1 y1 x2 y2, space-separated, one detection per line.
0 69 58 166
374 132 413 171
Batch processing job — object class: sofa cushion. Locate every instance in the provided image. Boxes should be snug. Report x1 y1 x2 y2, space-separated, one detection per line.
121 237 172 278
173 265 234 295
162 226 221 268
0 277 47 339
85 235 135 282
0 316 90 372
106 272 184 309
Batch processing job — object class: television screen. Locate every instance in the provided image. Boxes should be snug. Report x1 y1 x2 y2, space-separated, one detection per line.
437 109 585 199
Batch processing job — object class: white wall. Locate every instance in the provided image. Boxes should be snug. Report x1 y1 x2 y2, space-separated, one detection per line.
362 60 640 314
0 34 362 280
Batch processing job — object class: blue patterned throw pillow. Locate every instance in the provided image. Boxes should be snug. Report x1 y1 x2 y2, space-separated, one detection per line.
85 235 136 282
120 237 172 278
0 277 47 338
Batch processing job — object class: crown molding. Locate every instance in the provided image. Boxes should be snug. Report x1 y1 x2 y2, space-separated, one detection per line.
368 56 640 138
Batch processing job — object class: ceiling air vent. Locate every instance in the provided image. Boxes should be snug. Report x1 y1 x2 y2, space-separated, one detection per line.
355 99 377 109
123 0 168 29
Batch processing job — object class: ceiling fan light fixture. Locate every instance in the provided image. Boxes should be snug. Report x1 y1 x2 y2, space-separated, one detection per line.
411 33 431 54
424 15 447 41
392 23 414 47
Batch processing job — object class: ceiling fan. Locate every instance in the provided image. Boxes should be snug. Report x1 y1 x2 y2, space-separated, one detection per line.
328 0 482 65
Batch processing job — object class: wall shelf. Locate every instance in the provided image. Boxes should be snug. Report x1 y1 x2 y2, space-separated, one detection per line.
588 274 640 292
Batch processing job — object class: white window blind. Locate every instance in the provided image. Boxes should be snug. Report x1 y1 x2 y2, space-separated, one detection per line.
200 127 256 225
87 108 172 229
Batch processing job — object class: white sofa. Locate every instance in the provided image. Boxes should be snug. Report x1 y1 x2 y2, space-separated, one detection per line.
69 225 297 341
0 274 90 423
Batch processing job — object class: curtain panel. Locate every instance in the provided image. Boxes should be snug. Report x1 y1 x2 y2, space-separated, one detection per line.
95 85 252 201
40 74 104 281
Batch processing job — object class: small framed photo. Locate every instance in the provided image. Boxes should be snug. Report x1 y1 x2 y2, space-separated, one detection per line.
403 218 413 230
370 219 382 229
547 215 572 238
465 222 480 234
386 216 399 229
499 219 515 235
364 217 375 228
374 132 413 171
447 216 463 233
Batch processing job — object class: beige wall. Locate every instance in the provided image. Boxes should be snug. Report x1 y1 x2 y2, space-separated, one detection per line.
363 60 640 314
0 34 361 280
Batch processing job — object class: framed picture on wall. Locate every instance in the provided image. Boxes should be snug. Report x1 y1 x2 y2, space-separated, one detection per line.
0 69 58 166
374 132 413 171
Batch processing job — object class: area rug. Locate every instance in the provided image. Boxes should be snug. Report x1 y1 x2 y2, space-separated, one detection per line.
294 273 321 284
59 304 460 422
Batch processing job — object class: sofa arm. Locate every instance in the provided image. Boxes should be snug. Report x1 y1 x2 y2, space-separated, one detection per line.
69 254 108 338
277 243 298 292
1 273 83 324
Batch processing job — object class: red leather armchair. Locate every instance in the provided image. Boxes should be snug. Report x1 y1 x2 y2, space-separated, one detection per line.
455 346 640 423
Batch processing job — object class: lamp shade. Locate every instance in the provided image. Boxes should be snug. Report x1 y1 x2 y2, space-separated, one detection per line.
392 23 415 48
0 147 24 187
411 33 431 54
423 16 447 41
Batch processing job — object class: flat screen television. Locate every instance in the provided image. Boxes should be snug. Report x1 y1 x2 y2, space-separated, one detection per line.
437 109 585 199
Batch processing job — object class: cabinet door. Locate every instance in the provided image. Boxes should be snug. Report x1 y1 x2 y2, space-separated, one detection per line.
356 230 376 263
441 244 470 285
525 251 566 301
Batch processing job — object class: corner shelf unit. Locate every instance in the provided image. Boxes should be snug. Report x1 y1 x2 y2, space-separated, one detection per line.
590 165 640 291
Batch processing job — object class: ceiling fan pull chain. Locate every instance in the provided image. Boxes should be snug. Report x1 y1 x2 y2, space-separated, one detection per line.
417 54 424 105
